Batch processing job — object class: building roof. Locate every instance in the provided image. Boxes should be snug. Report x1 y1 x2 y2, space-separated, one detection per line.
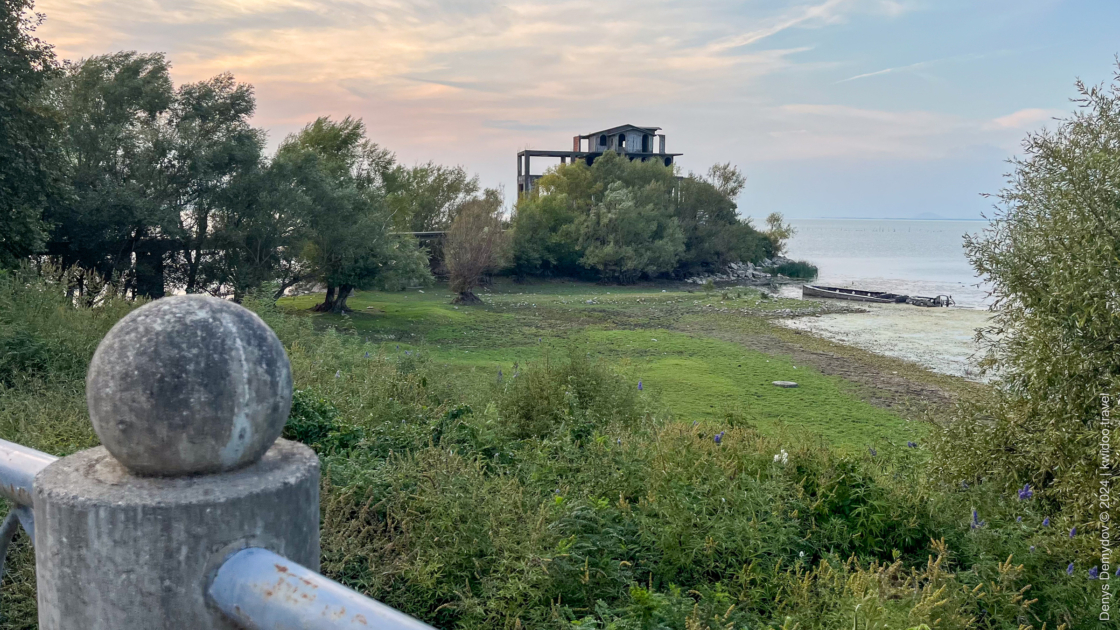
579 124 661 139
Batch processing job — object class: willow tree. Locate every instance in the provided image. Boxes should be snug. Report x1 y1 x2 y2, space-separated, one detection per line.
445 189 506 304
0 0 60 268
275 116 429 313
931 63 1120 520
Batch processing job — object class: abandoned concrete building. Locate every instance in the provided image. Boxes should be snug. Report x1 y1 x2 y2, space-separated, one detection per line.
516 124 683 194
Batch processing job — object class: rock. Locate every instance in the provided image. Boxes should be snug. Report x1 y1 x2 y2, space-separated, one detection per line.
772 381 799 388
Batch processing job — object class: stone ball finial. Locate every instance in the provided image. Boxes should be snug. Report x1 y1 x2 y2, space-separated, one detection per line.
86 295 293 476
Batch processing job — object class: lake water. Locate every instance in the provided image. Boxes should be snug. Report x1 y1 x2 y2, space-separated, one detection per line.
782 219 991 309
774 219 993 380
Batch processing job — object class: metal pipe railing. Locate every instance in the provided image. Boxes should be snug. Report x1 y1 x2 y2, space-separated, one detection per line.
209 547 434 630
0 438 58 507
1 437 437 628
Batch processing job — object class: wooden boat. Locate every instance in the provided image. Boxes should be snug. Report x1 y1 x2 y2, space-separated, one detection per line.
802 285 909 303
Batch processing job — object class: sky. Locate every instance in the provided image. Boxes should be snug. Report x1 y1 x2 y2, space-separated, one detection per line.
33 0 1120 220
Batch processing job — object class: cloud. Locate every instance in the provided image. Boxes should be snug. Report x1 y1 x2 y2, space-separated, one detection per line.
32 0 1063 207
988 108 1065 129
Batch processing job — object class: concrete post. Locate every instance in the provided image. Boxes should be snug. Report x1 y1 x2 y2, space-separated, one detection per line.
33 295 319 629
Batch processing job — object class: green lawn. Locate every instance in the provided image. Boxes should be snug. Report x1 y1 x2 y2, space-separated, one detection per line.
281 280 923 448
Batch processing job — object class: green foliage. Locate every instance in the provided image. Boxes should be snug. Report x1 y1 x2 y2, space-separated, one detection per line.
0 0 60 268
385 162 480 232
510 153 768 282
579 183 685 283
763 212 795 257
0 274 1100 629
47 51 178 296
771 260 818 279
930 64 1120 521
283 389 365 455
496 347 642 439
275 116 432 312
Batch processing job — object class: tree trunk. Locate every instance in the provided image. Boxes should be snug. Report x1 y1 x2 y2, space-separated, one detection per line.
313 285 337 312
135 248 166 299
452 290 481 305
331 285 353 314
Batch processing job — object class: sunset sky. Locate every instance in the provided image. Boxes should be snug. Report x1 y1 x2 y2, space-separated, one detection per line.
35 0 1119 219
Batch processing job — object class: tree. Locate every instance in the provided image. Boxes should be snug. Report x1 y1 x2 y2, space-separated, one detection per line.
164 73 265 295
385 162 478 232
704 162 746 200
930 63 1120 520
763 212 795 257
676 173 769 274
578 181 685 283
508 151 768 281
445 189 506 303
0 0 61 268
276 116 429 313
46 52 177 297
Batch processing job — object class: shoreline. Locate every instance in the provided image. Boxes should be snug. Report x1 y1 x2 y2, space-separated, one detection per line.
776 302 992 381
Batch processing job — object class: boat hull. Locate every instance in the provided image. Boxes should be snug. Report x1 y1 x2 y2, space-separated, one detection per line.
802 285 909 304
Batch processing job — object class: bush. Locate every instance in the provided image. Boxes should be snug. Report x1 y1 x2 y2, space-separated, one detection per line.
509 153 770 282
0 271 1101 630
496 347 642 440
771 260 817 279
930 64 1120 522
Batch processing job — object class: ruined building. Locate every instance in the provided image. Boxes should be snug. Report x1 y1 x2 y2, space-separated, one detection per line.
517 124 683 194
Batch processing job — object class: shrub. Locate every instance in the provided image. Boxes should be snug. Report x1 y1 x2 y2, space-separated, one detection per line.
930 64 1120 521
283 389 364 455
445 190 507 303
496 347 642 440
771 260 817 279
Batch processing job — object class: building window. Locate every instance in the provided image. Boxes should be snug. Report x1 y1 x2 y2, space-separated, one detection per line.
664 157 673 167
618 134 626 149
598 134 606 147
642 135 650 152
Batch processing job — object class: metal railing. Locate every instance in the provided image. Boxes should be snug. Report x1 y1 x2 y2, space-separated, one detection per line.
0 438 433 629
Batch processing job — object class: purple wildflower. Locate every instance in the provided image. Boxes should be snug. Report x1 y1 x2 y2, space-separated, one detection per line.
1116 566 1120 577
638 380 643 391
970 509 986 529
907 441 918 448
714 432 724 444
1016 516 1022 522
497 369 503 383
396 345 399 350
868 447 877 457
1090 567 1100 579
1029 545 1035 553
1067 562 1075 576
1018 484 1033 501
1042 517 1050 527
961 481 969 490
364 351 370 358
1070 527 1076 538
405 351 411 356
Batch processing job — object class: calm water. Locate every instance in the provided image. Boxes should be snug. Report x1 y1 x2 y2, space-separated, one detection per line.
782 219 991 309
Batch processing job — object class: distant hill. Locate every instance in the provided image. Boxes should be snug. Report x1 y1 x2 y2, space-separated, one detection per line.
913 212 948 220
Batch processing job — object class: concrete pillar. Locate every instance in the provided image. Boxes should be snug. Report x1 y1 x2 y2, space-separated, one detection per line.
524 154 531 192
34 295 319 629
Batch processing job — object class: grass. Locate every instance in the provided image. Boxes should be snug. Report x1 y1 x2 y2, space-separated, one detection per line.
282 279 924 448
0 274 1098 629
